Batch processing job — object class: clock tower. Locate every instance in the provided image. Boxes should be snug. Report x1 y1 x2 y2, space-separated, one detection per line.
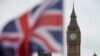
67 5 81 56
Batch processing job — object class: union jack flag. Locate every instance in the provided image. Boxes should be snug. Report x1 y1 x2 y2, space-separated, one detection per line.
0 0 63 56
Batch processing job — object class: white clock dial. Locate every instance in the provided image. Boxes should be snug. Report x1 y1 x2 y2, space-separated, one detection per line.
70 33 76 40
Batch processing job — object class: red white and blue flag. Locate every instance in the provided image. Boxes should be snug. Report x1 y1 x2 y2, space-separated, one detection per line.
0 0 63 56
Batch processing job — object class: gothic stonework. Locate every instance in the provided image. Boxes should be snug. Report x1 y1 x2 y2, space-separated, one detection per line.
67 5 81 56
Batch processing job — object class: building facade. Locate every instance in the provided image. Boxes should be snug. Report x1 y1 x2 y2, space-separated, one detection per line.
66 5 81 56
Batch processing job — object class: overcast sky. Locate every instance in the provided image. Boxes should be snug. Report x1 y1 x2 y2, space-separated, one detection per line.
0 0 100 56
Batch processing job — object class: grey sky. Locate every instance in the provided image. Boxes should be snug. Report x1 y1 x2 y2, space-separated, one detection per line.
0 0 100 56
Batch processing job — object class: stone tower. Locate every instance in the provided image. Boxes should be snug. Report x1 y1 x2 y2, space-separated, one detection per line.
67 5 81 56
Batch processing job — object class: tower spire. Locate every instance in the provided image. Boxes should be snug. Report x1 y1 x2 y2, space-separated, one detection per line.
71 0 76 17
73 0 74 6
93 51 97 56
68 0 79 28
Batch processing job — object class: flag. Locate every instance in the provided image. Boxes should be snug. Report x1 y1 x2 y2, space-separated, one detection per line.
0 0 63 56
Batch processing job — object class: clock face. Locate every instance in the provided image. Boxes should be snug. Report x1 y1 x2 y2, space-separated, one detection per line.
70 33 76 40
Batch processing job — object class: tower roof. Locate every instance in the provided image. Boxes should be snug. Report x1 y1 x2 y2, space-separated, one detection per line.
71 5 76 16
68 3 79 28
93 52 97 56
